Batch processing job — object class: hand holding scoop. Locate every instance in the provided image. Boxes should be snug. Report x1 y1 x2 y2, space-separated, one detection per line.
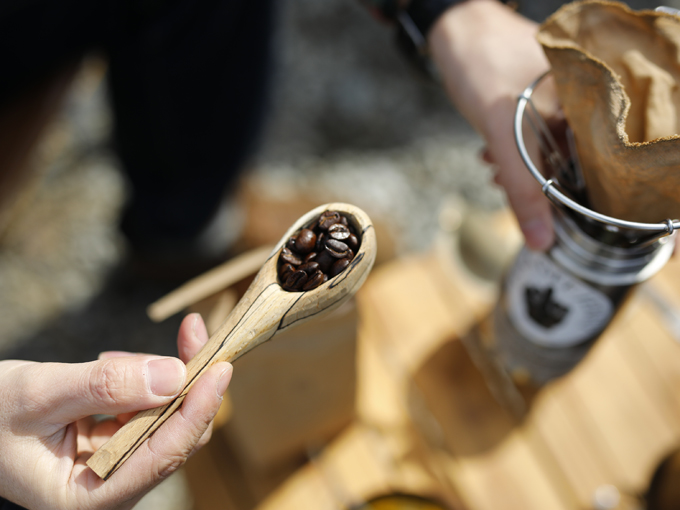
87 202 376 480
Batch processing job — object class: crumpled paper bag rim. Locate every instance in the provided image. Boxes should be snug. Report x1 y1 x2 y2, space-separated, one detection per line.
537 0 680 148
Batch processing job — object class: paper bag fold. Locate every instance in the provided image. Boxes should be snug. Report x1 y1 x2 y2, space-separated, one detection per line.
537 0 680 222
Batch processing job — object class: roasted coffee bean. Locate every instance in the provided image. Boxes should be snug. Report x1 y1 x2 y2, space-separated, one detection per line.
281 247 303 266
346 233 359 251
315 231 327 252
295 228 316 254
302 270 327 291
325 238 349 258
280 263 295 281
329 257 350 277
315 250 335 273
283 270 308 291
277 210 362 291
318 211 341 230
298 261 320 274
328 223 350 241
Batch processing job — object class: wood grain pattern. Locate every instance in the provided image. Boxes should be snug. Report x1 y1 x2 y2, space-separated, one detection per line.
252 248 680 510
86 203 377 480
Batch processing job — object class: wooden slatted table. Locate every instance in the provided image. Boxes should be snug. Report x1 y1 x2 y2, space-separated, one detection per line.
185 213 680 510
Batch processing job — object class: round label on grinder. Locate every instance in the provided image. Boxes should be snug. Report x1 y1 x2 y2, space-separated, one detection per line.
505 248 613 348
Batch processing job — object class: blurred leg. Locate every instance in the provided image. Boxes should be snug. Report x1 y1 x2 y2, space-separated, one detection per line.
107 0 278 256
0 64 79 235
0 2 113 107
0 2 113 234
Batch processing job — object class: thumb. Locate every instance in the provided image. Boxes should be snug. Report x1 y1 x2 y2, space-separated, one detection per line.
14 357 186 427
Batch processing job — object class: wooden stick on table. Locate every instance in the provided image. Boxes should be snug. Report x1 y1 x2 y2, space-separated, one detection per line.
146 244 274 323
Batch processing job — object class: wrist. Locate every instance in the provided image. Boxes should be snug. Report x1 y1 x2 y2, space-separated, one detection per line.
396 0 510 78
429 0 514 53
432 4 550 148
413 0 498 42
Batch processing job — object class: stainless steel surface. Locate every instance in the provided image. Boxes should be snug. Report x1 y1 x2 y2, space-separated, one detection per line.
656 5 680 15
514 72 680 238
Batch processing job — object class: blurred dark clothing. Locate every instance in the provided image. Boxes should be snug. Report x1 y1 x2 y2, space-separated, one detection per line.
0 0 276 253
0 497 24 510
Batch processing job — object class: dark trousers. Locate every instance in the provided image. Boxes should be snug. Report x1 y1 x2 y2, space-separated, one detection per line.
0 0 276 252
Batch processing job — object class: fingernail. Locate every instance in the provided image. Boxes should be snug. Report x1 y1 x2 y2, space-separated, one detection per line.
191 313 200 336
522 219 553 252
191 313 208 347
148 358 185 396
216 364 233 397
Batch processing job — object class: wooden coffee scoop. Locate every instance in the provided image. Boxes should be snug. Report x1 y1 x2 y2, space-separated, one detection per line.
87 202 376 480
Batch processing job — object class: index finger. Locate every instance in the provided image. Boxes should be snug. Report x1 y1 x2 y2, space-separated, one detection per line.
488 97 554 251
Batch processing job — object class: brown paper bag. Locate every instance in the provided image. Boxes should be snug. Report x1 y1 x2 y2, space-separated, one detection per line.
537 0 680 222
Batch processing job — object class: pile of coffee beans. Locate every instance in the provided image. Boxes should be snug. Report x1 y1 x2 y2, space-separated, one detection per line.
278 210 360 292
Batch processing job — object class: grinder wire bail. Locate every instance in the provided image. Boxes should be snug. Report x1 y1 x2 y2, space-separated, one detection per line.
514 70 680 247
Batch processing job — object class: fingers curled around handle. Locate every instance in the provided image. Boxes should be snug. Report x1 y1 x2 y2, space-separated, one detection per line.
108 362 233 488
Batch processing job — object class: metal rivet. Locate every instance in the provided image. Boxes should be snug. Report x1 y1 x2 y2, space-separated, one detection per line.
541 179 554 195
665 218 675 235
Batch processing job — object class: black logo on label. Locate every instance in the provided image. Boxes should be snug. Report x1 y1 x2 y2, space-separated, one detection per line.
525 286 569 328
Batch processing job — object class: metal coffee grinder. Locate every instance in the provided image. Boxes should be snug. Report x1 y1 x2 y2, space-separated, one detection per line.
469 71 678 415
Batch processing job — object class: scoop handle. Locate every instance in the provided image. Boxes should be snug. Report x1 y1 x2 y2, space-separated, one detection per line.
86 276 293 480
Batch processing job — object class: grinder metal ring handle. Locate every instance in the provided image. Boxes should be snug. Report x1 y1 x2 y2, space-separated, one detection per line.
514 70 680 241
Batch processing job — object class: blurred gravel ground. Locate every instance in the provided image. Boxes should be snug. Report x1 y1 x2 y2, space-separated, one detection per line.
0 0 675 508
0 0 499 362
2 0 674 356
